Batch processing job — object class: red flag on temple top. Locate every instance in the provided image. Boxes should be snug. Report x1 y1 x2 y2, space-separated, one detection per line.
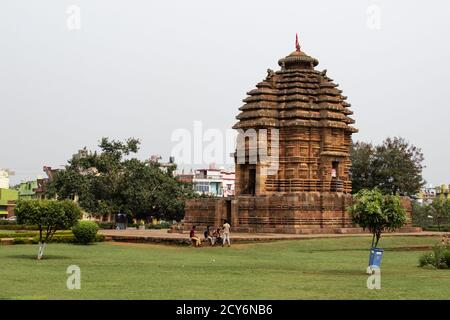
295 33 301 52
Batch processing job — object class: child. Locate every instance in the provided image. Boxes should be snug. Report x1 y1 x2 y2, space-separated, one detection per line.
204 226 214 246
213 228 222 246
190 225 201 247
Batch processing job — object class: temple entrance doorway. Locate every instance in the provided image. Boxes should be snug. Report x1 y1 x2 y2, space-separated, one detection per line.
248 167 256 196
225 199 232 223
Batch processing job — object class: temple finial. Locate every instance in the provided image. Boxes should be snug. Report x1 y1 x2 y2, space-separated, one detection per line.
295 33 301 52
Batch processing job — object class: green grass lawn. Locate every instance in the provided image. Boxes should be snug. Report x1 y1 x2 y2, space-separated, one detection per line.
0 236 449 300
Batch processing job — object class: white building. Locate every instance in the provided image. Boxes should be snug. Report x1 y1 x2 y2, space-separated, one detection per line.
220 169 235 197
0 169 13 189
177 166 235 197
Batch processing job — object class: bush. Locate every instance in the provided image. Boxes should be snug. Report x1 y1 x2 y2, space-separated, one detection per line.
0 231 40 238
12 238 27 244
31 233 104 244
72 221 99 244
0 220 16 225
419 253 435 268
444 250 450 268
0 229 104 245
30 233 105 244
419 245 450 269
159 221 172 228
146 221 173 229
422 225 450 232
97 221 114 229
0 224 40 231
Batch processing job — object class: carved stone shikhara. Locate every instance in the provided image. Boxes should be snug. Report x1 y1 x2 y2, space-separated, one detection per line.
183 46 415 234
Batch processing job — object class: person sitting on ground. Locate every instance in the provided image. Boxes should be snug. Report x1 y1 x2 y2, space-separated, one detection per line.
213 228 222 246
190 225 201 247
204 226 214 246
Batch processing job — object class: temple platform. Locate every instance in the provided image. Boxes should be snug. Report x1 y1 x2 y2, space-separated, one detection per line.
99 228 428 246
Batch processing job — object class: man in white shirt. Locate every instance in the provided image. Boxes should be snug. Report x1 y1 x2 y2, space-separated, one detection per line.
222 220 231 247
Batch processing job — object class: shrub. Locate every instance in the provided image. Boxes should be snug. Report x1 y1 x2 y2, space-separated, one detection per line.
419 245 450 269
12 238 27 244
159 221 172 228
0 220 16 225
146 224 161 229
422 225 450 232
0 224 40 231
444 250 450 268
0 231 31 238
419 252 435 267
146 221 172 229
31 233 104 244
72 221 99 244
433 245 449 269
97 221 114 229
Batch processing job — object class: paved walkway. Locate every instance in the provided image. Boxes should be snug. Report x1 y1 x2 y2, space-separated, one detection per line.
99 229 447 245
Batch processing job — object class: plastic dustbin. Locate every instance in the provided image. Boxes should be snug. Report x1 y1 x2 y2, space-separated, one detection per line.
368 248 384 268
115 213 128 230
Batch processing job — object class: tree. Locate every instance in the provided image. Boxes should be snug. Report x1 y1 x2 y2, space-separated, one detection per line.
46 138 141 215
15 200 81 259
349 188 407 248
350 141 374 192
428 197 450 232
119 158 196 221
350 137 425 195
411 201 433 228
46 137 196 222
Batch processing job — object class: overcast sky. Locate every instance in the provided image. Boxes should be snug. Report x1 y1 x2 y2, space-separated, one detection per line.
1 0 449 186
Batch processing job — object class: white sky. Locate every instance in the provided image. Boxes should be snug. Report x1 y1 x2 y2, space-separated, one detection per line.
1 0 449 186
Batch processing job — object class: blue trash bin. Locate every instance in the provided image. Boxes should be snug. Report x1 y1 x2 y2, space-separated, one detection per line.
368 248 384 268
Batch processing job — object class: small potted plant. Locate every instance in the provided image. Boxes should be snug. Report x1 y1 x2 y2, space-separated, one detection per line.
349 188 407 273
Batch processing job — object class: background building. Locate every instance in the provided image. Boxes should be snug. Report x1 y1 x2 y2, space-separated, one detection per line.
0 188 18 218
0 169 18 218
416 183 450 204
176 165 235 197
15 166 59 200
0 169 13 189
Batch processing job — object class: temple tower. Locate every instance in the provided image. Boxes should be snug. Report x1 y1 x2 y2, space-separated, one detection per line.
233 39 357 197
183 38 408 234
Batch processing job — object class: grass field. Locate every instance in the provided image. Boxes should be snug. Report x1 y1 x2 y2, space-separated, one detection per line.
0 236 449 300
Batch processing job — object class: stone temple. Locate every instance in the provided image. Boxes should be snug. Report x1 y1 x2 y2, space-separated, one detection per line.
183 39 414 234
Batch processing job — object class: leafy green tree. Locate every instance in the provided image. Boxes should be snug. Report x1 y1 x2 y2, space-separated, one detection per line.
411 201 434 228
118 158 194 221
350 141 374 192
428 197 450 231
15 200 81 259
46 137 196 222
350 137 425 195
349 188 407 248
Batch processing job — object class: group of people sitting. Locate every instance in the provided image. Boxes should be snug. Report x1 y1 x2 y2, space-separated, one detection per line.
189 220 231 247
